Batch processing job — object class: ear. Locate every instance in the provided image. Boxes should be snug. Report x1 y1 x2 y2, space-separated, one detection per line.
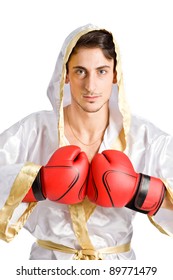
113 71 117 84
65 74 69 84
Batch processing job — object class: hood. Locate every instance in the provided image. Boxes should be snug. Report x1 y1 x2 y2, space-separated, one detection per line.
47 23 131 151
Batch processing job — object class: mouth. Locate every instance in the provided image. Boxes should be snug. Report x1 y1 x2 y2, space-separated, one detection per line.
83 94 101 101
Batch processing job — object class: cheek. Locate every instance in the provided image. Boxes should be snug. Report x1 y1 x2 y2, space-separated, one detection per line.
69 81 83 96
102 79 113 92
72 80 84 91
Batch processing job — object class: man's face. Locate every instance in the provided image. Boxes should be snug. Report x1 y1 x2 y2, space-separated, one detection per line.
66 47 117 113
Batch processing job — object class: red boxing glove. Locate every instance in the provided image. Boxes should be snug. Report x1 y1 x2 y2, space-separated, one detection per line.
87 150 165 216
23 145 89 204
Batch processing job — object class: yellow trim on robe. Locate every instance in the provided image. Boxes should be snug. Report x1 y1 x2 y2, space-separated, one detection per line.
37 239 131 260
148 179 173 237
68 132 127 256
0 162 41 242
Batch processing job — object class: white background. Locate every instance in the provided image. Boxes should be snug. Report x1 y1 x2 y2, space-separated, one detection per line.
0 0 173 277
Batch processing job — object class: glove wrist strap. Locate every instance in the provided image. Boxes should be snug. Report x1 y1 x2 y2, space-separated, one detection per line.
32 169 46 201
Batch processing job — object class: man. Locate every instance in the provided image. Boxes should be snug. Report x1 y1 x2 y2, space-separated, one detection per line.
0 24 173 260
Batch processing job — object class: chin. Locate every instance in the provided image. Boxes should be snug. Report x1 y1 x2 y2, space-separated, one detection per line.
72 97 108 113
83 108 102 113
82 102 108 113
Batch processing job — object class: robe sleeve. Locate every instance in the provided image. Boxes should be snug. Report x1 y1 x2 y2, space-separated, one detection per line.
145 133 173 236
0 115 42 242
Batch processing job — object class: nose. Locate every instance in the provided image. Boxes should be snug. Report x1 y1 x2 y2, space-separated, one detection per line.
84 73 96 94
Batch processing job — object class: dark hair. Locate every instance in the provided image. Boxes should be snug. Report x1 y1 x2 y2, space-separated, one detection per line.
67 29 117 70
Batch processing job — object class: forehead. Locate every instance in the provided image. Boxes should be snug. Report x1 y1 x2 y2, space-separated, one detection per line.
68 47 114 68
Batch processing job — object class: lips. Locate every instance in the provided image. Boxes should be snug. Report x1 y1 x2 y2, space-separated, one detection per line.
83 94 101 99
83 95 99 99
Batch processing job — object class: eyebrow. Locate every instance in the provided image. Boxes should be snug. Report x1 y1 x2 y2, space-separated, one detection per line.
72 65 111 70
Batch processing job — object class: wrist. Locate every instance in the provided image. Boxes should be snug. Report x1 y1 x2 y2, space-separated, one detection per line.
23 167 46 202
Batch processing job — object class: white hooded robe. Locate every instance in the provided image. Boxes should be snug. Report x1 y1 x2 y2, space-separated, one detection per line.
0 23 173 260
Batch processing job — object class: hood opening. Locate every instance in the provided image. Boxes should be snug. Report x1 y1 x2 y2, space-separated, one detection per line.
47 23 131 151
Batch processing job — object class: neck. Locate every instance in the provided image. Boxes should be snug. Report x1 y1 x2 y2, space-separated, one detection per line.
65 104 109 145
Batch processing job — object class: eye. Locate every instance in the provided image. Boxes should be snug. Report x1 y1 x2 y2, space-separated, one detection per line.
75 68 86 77
98 69 107 75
